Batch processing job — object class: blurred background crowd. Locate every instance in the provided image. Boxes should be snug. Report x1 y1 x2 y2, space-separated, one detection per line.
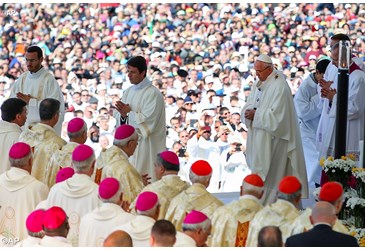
0 2 364 160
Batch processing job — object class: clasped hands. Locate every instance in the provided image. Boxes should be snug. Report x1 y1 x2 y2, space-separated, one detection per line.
244 109 256 121
115 101 131 118
16 92 31 104
319 79 336 101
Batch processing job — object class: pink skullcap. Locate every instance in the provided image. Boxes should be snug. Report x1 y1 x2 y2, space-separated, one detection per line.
72 144 94 161
278 176 301 194
99 178 120 199
183 210 208 224
67 117 85 133
244 174 264 187
191 160 212 176
9 142 31 159
160 150 179 165
319 182 343 202
56 167 75 183
135 191 158 211
42 206 67 230
26 209 46 233
114 124 135 140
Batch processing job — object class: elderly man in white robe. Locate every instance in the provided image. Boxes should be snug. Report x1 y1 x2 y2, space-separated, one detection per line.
114 56 166 182
10 45 65 135
78 177 135 247
174 210 212 247
113 191 160 247
45 144 101 246
14 209 45 247
0 98 27 175
241 54 308 205
0 142 49 242
294 59 331 203
45 117 87 188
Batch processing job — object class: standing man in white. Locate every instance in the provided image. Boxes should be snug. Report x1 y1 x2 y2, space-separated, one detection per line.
241 54 308 205
114 56 166 182
10 45 65 136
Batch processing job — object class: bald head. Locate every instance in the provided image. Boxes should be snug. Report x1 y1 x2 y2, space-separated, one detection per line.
310 201 337 227
257 226 283 247
103 230 133 247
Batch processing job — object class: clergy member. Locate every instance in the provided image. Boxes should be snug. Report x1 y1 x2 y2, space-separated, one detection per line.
10 45 65 135
165 160 223 232
0 142 49 241
0 98 27 175
46 144 101 246
19 98 66 183
78 177 135 247
210 174 265 247
114 56 166 182
246 176 302 246
45 117 87 188
96 124 144 203
14 209 45 247
289 181 349 235
114 191 160 247
35 206 71 247
174 210 212 247
241 54 308 205
130 150 190 219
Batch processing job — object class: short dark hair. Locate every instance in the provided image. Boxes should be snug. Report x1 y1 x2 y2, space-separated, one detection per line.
26 45 43 59
316 59 331 74
151 220 176 247
1 98 27 122
39 98 60 121
127 56 147 76
257 226 283 247
331 33 350 41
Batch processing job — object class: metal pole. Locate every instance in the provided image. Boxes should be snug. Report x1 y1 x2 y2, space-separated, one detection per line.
334 69 349 159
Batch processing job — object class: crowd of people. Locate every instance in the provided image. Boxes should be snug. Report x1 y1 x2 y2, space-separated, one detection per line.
0 2 365 248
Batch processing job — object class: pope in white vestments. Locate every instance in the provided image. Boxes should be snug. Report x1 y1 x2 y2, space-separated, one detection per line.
10 46 64 135
241 54 308 205
0 142 49 241
78 178 136 247
114 56 166 182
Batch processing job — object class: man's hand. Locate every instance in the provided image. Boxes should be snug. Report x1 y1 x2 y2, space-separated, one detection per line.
319 79 333 90
244 109 256 121
121 200 131 213
142 174 151 186
16 92 31 104
115 101 131 118
321 88 337 101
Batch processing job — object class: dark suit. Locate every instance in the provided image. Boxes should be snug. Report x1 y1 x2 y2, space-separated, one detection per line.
285 224 359 247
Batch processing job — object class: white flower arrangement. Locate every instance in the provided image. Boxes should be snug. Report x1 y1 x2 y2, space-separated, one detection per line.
312 187 321 201
348 228 365 247
352 168 365 183
346 197 365 210
320 156 356 174
344 188 359 199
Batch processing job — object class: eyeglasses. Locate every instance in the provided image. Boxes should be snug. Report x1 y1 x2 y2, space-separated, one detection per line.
254 66 270 74
222 132 229 135
203 131 211 134
0 82 6 84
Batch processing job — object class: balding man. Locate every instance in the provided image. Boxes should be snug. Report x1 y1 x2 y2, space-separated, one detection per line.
285 201 359 247
241 54 307 205
210 174 264 247
103 230 133 247
257 226 283 247
246 176 302 246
